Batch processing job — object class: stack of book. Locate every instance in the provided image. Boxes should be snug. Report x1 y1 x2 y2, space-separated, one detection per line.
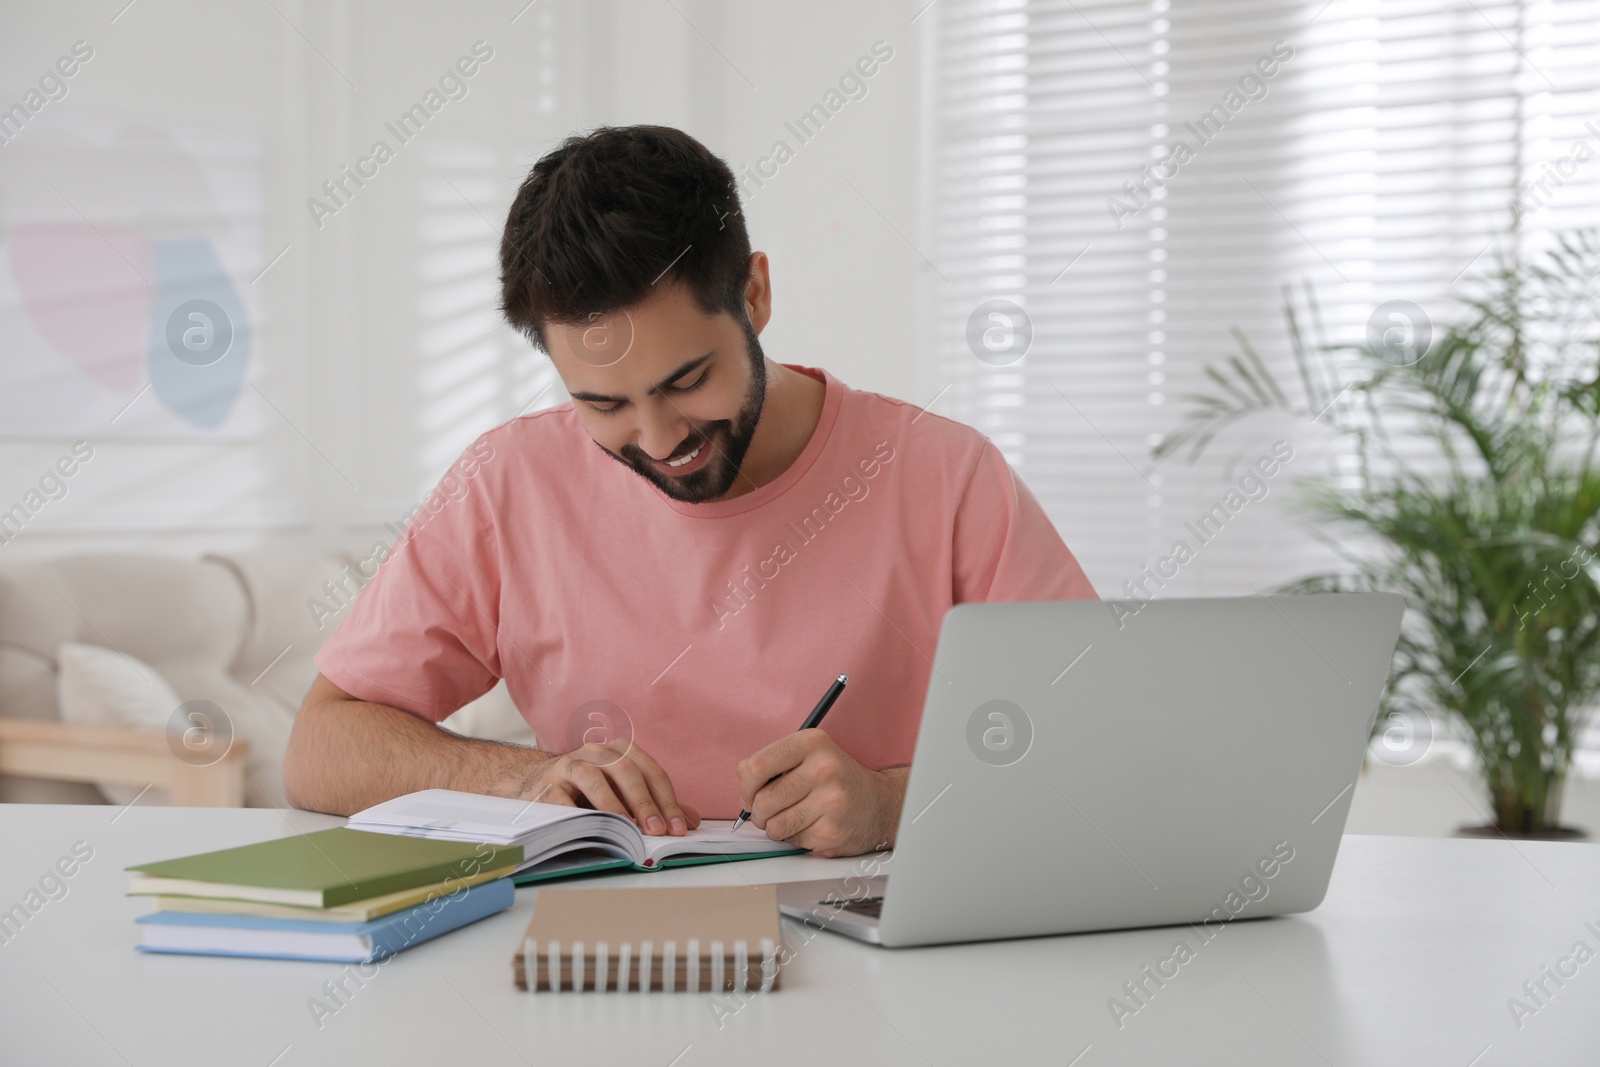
126 827 523 963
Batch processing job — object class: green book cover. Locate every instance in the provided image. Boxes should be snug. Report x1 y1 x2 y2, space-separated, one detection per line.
128 828 523 908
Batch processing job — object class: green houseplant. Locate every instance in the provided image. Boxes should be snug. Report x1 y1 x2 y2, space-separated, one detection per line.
1155 232 1600 838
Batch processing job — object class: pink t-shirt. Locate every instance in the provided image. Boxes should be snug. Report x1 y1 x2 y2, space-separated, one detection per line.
314 364 1098 816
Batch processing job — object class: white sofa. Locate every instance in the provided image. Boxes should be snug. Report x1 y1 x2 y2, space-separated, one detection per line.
0 535 533 807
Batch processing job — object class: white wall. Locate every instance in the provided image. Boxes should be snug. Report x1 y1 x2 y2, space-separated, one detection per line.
0 0 926 561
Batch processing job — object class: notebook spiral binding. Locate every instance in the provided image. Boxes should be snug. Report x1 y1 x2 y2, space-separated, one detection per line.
517 936 780 992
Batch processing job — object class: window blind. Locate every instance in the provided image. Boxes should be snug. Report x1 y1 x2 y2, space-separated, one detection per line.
926 0 1600 765
927 0 1600 596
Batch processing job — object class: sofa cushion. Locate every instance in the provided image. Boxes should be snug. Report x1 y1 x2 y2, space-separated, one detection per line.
56 642 186 804
3 537 538 808
0 556 247 667
56 642 293 807
0 555 253 805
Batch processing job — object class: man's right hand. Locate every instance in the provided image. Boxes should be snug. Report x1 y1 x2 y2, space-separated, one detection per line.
524 738 700 837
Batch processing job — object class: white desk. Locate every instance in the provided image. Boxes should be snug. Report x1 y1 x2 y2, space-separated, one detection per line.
1 804 1596 1066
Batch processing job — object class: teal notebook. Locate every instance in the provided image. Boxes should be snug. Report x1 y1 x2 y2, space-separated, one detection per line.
506 846 807 886
345 789 805 885
127 827 524 908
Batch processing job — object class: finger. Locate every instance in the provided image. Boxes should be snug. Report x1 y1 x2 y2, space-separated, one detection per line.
750 763 815 826
764 782 857 855
566 760 630 819
621 745 694 833
530 779 578 807
737 734 813 808
751 734 852 823
601 759 668 835
635 769 695 835
762 798 825 845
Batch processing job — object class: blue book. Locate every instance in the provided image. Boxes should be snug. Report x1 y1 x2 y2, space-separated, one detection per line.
135 876 514 962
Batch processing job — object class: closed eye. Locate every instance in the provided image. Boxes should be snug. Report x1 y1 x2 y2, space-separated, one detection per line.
673 369 709 393
588 369 709 416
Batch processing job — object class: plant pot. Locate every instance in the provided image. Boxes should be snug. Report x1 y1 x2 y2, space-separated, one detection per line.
1454 823 1589 842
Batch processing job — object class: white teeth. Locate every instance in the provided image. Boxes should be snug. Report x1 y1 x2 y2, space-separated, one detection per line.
666 444 702 468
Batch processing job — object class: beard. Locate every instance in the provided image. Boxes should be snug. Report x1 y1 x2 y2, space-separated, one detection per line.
597 316 768 504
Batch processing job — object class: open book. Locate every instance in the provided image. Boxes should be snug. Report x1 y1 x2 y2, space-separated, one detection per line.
346 789 804 885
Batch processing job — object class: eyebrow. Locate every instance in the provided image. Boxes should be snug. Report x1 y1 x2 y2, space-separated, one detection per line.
568 353 714 404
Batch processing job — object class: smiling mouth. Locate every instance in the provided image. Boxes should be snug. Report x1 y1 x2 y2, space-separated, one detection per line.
650 429 717 476
664 442 703 468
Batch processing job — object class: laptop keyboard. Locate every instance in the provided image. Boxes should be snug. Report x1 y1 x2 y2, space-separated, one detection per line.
838 895 884 918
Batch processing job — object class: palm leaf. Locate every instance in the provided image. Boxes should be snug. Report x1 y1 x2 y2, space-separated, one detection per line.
1160 226 1600 834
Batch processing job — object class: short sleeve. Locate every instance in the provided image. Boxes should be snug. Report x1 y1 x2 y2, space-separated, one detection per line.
313 455 504 722
951 439 1099 604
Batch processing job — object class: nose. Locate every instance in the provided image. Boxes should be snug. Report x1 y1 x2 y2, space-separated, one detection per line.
636 399 693 461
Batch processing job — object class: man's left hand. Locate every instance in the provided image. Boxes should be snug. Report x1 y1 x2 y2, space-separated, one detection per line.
736 729 906 857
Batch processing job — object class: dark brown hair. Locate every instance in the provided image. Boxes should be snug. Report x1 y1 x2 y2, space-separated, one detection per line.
498 125 752 352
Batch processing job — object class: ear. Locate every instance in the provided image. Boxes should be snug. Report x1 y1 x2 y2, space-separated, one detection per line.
743 252 773 334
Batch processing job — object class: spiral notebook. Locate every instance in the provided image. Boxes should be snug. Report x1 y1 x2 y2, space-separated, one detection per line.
513 884 784 993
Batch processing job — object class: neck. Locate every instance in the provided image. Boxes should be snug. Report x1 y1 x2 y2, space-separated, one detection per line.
718 362 825 502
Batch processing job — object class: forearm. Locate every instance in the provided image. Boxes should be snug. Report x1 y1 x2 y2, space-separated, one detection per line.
282 693 554 816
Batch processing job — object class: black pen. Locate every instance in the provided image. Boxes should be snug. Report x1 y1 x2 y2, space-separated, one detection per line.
731 673 849 833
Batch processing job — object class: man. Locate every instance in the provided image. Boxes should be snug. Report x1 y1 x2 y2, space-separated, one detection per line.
283 125 1096 857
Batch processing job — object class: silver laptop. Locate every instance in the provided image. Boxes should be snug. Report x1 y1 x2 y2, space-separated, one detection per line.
778 593 1405 947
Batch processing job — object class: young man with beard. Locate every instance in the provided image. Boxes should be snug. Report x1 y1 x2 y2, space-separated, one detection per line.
284 125 1097 857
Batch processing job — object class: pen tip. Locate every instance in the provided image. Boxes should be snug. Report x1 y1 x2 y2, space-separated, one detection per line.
838 673 849 684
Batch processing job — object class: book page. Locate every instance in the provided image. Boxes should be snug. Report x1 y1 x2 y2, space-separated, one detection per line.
641 821 802 864
348 789 625 842
347 789 804 870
